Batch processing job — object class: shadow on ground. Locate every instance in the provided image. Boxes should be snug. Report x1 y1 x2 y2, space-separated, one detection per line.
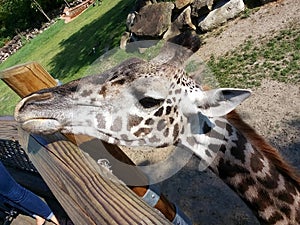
273 118 300 171
49 0 134 81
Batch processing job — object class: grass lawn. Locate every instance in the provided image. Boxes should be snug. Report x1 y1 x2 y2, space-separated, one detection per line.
208 27 300 88
0 0 134 116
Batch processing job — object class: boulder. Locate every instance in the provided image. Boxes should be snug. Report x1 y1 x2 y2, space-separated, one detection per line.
191 0 215 17
130 2 174 37
198 0 245 31
163 6 196 39
126 12 137 31
175 0 193 9
120 32 131 49
175 6 196 30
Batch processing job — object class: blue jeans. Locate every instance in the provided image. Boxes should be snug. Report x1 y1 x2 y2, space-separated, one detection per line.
0 161 53 220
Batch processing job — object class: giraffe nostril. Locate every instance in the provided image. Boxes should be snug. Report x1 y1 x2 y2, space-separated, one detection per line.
15 92 54 114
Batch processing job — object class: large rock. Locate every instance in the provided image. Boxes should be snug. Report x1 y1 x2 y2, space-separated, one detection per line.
131 2 174 37
163 6 196 39
198 0 245 31
120 32 131 50
191 0 215 17
175 0 193 9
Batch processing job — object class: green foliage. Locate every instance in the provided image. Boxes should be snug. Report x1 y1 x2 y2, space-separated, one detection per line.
0 0 68 46
208 27 300 88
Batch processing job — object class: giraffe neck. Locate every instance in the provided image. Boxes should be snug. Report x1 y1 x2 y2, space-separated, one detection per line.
182 115 300 225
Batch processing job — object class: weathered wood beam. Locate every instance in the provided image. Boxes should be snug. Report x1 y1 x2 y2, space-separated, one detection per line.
0 62 57 97
19 131 170 224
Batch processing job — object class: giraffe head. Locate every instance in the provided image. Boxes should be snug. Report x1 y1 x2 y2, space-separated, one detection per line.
15 57 251 149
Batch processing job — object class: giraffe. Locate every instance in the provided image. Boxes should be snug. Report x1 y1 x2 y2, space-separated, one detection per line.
14 55 300 224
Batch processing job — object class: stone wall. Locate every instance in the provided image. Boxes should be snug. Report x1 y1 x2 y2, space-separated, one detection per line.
120 0 277 48
0 20 55 63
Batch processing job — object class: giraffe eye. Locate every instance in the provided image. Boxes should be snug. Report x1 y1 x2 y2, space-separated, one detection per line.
139 97 164 108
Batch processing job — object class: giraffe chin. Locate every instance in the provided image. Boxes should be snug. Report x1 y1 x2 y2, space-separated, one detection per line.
21 118 62 135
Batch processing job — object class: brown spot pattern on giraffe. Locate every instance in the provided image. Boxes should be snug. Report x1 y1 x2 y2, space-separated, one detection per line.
163 128 169 137
217 158 250 180
166 106 172 115
154 107 164 117
250 152 264 173
99 86 107 97
173 123 179 140
208 144 223 153
157 119 166 131
205 150 212 157
96 113 106 129
257 165 280 189
121 134 129 140
149 135 161 143
174 89 181 94
279 205 291 218
214 120 227 130
252 188 273 212
186 136 196 146
133 127 152 137
110 116 122 132
127 115 143 131
266 212 284 224
274 191 294 205
295 206 300 223
208 129 225 141
231 131 247 163
144 118 154 126
236 177 255 195
81 89 93 97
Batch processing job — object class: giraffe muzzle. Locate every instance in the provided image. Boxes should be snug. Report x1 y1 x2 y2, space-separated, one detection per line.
14 92 63 134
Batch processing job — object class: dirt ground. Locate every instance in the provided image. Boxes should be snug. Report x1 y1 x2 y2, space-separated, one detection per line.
11 0 300 224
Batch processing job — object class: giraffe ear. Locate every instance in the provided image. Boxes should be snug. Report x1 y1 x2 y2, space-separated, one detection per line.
197 88 251 117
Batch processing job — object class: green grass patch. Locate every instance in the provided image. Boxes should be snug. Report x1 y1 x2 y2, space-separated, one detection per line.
0 0 134 116
208 26 300 88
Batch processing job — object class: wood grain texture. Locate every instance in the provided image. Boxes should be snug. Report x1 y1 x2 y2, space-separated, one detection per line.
0 62 57 97
19 132 170 225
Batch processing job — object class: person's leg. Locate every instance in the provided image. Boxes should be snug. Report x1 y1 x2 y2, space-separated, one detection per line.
0 162 53 220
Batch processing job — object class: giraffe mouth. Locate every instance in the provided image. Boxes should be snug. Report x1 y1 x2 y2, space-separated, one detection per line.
19 118 63 135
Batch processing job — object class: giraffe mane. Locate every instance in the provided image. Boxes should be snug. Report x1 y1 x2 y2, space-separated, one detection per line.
226 110 300 189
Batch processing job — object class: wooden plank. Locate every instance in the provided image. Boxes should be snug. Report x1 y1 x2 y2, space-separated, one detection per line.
0 63 172 224
0 116 18 141
18 131 170 225
0 62 57 97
